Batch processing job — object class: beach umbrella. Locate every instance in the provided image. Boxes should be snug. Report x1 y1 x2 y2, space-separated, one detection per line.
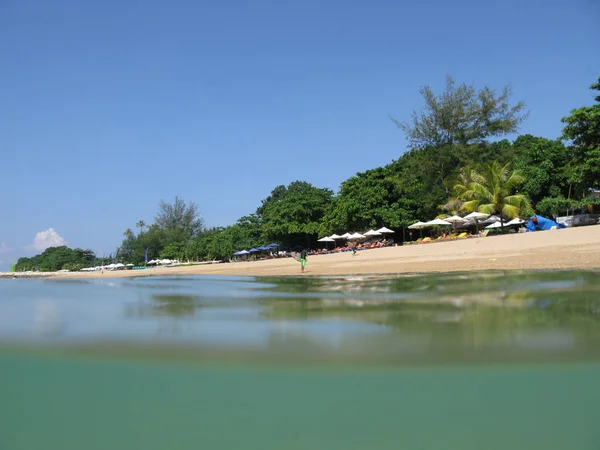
425 218 452 226
463 211 489 233
443 215 467 231
329 234 342 239
248 248 260 253
408 221 427 229
340 232 352 239
317 237 335 242
486 222 504 229
408 221 427 238
463 212 489 220
318 236 335 250
445 215 466 223
376 227 394 234
364 229 382 237
348 232 365 240
505 218 525 226
266 243 279 248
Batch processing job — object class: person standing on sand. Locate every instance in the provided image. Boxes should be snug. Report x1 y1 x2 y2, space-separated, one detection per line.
300 248 307 273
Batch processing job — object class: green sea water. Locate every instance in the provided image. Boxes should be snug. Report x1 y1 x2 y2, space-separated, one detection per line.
1 271 600 449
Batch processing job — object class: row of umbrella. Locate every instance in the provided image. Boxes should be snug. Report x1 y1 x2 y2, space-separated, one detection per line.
233 243 281 256
318 227 395 243
408 213 526 230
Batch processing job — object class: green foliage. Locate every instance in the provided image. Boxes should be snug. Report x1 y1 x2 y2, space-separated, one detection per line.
512 135 570 204
14 246 96 272
257 181 333 246
561 76 600 196
393 75 528 149
456 161 532 224
155 196 204 243
535 196 580 217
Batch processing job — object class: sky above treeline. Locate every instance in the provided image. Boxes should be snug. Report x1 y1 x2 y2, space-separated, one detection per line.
1 0 599 269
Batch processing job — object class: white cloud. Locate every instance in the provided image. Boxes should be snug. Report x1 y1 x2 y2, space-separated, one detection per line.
0 242 10 254
28 228 68 252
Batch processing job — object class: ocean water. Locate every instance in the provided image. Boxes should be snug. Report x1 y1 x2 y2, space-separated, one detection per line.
1 271 600 449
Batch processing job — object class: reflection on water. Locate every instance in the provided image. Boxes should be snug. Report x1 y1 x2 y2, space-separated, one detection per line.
2 270 600 450
0 270 599 363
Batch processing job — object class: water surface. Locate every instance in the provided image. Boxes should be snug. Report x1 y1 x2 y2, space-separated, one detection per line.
1 270 599 449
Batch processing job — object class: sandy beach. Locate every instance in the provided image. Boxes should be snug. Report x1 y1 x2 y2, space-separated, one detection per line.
28 225 597 279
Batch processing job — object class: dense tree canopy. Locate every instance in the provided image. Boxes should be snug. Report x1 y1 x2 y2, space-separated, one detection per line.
561 77 600 196
14 246 103 272
257 181 334 246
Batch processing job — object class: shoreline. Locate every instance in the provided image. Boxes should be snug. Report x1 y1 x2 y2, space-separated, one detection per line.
4 225 600 279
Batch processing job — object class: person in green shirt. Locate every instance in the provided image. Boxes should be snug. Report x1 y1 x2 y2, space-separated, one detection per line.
300 248 307 273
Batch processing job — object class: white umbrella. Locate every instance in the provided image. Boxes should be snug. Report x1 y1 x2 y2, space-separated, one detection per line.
486 222 504 229
340 232 352 239
425 218 452 226
444 215 466 223
329 234 343 239
347 232 365 240
505 218 525 226
376 227 394 234
463 211 490 233
463 212 489 220
364 229 382 237
408 221 427 229
318 237 335 242
318 236 335 250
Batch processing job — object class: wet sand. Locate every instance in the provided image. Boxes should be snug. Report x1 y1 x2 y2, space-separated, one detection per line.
40 225 600 279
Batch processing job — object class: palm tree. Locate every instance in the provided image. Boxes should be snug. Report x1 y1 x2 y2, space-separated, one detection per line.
456 161 531 228
441 167 480 214
136 220 146 234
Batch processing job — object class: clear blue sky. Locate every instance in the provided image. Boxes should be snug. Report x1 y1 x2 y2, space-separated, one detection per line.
1 0 599 268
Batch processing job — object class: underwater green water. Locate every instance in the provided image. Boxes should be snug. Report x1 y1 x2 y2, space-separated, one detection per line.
1 271 600 449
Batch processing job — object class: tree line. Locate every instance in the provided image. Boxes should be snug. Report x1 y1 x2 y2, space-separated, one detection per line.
14 75 600 270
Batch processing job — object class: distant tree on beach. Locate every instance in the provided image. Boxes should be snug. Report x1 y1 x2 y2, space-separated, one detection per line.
14 246 97 272
155 196 204 243
393 75 528 149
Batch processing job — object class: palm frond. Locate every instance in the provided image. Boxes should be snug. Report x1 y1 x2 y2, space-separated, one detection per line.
460 200 480 212
478 203 496 215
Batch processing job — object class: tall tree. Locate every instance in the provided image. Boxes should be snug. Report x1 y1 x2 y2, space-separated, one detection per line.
256 181 333 246
561 76 600 197
393 75 528 149
512 134 570 205
457 161 531 227
155 196 204 243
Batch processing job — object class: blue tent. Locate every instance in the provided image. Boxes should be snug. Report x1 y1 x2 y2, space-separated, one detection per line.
526 215 566 232
248 248 260 253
